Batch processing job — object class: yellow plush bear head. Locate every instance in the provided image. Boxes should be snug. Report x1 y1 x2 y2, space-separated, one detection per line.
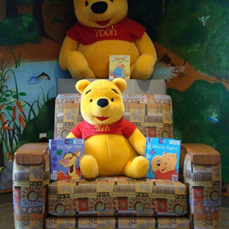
73 0 128 28
76 78 126 125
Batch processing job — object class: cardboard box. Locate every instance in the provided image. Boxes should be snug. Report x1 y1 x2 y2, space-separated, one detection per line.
145 137 181 180
109 55 130 79
49 138 84 181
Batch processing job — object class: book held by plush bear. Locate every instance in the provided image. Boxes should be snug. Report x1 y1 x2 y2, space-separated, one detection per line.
109 55 130 79
145 137 181 181
49 138 84 181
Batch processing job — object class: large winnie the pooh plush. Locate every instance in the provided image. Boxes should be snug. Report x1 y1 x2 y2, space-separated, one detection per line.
59 0 157 80
67 79 149 179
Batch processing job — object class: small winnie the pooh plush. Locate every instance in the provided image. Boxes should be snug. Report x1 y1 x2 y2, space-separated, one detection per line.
67 78 149 179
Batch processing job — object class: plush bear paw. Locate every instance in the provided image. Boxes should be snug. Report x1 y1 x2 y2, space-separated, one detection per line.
80 155 99 179
124 156 149 178
131 53 156 80
66 51 96 79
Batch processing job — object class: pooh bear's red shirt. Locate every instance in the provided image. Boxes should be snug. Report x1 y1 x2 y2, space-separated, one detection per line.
66 15 145 45
70 117 137 139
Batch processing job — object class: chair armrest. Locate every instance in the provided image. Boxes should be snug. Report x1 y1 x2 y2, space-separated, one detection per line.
181 143 220 165
15 142 49 165
179 143 221 229
14 142 50 186
13 143 49 229
179 143 221 182
14 142 50 185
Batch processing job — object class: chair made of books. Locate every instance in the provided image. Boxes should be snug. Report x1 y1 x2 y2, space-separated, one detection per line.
12 80 221 229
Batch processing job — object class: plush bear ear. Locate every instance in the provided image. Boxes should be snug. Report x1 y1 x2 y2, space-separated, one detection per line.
112 78 127 93
75 80 91 94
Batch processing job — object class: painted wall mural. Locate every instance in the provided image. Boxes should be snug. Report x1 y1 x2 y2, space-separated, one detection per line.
153 0 229 188
0 0 74 192
0 0 228 192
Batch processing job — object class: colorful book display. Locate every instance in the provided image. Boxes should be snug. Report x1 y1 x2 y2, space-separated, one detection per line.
145 137 181 181
109 55 130 79
49 138 84 181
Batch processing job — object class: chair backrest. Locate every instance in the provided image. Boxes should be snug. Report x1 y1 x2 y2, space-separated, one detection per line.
56 79 167 95
54 94 173 139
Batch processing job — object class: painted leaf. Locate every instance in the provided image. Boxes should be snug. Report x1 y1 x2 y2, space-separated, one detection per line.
19 92 27 96
6 106 13 111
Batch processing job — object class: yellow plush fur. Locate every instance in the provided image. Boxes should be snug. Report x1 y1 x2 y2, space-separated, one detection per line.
59 0 157 79
67 79 149 179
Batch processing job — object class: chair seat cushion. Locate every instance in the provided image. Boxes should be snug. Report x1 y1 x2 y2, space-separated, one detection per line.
48 177 188 217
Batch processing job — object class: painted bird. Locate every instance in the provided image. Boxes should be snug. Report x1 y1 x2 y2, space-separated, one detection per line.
198 15 210 26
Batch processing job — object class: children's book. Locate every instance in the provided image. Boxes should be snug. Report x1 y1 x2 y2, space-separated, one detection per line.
109 55 130 79
49 138 84 181
145 137 181 181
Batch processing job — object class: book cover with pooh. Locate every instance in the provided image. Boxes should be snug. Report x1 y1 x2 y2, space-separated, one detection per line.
49 138 84 181
109 55 130 79
145 137 181 181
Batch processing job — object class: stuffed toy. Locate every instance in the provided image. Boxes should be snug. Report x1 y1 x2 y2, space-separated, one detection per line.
59 0 157 80
66 78 149 179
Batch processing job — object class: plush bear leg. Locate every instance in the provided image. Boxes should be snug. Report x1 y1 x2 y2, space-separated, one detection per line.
66 51 96 79
123 156 149 178
131 53 156 80
80 155 99 179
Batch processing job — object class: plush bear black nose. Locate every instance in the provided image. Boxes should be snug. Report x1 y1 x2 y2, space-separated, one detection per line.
97 98 109 108
91 2 108 14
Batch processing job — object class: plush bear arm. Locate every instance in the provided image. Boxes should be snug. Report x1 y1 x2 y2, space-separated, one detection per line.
131 32 157 79
59 36 79 70
135 32 157 60
128 128 146 156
